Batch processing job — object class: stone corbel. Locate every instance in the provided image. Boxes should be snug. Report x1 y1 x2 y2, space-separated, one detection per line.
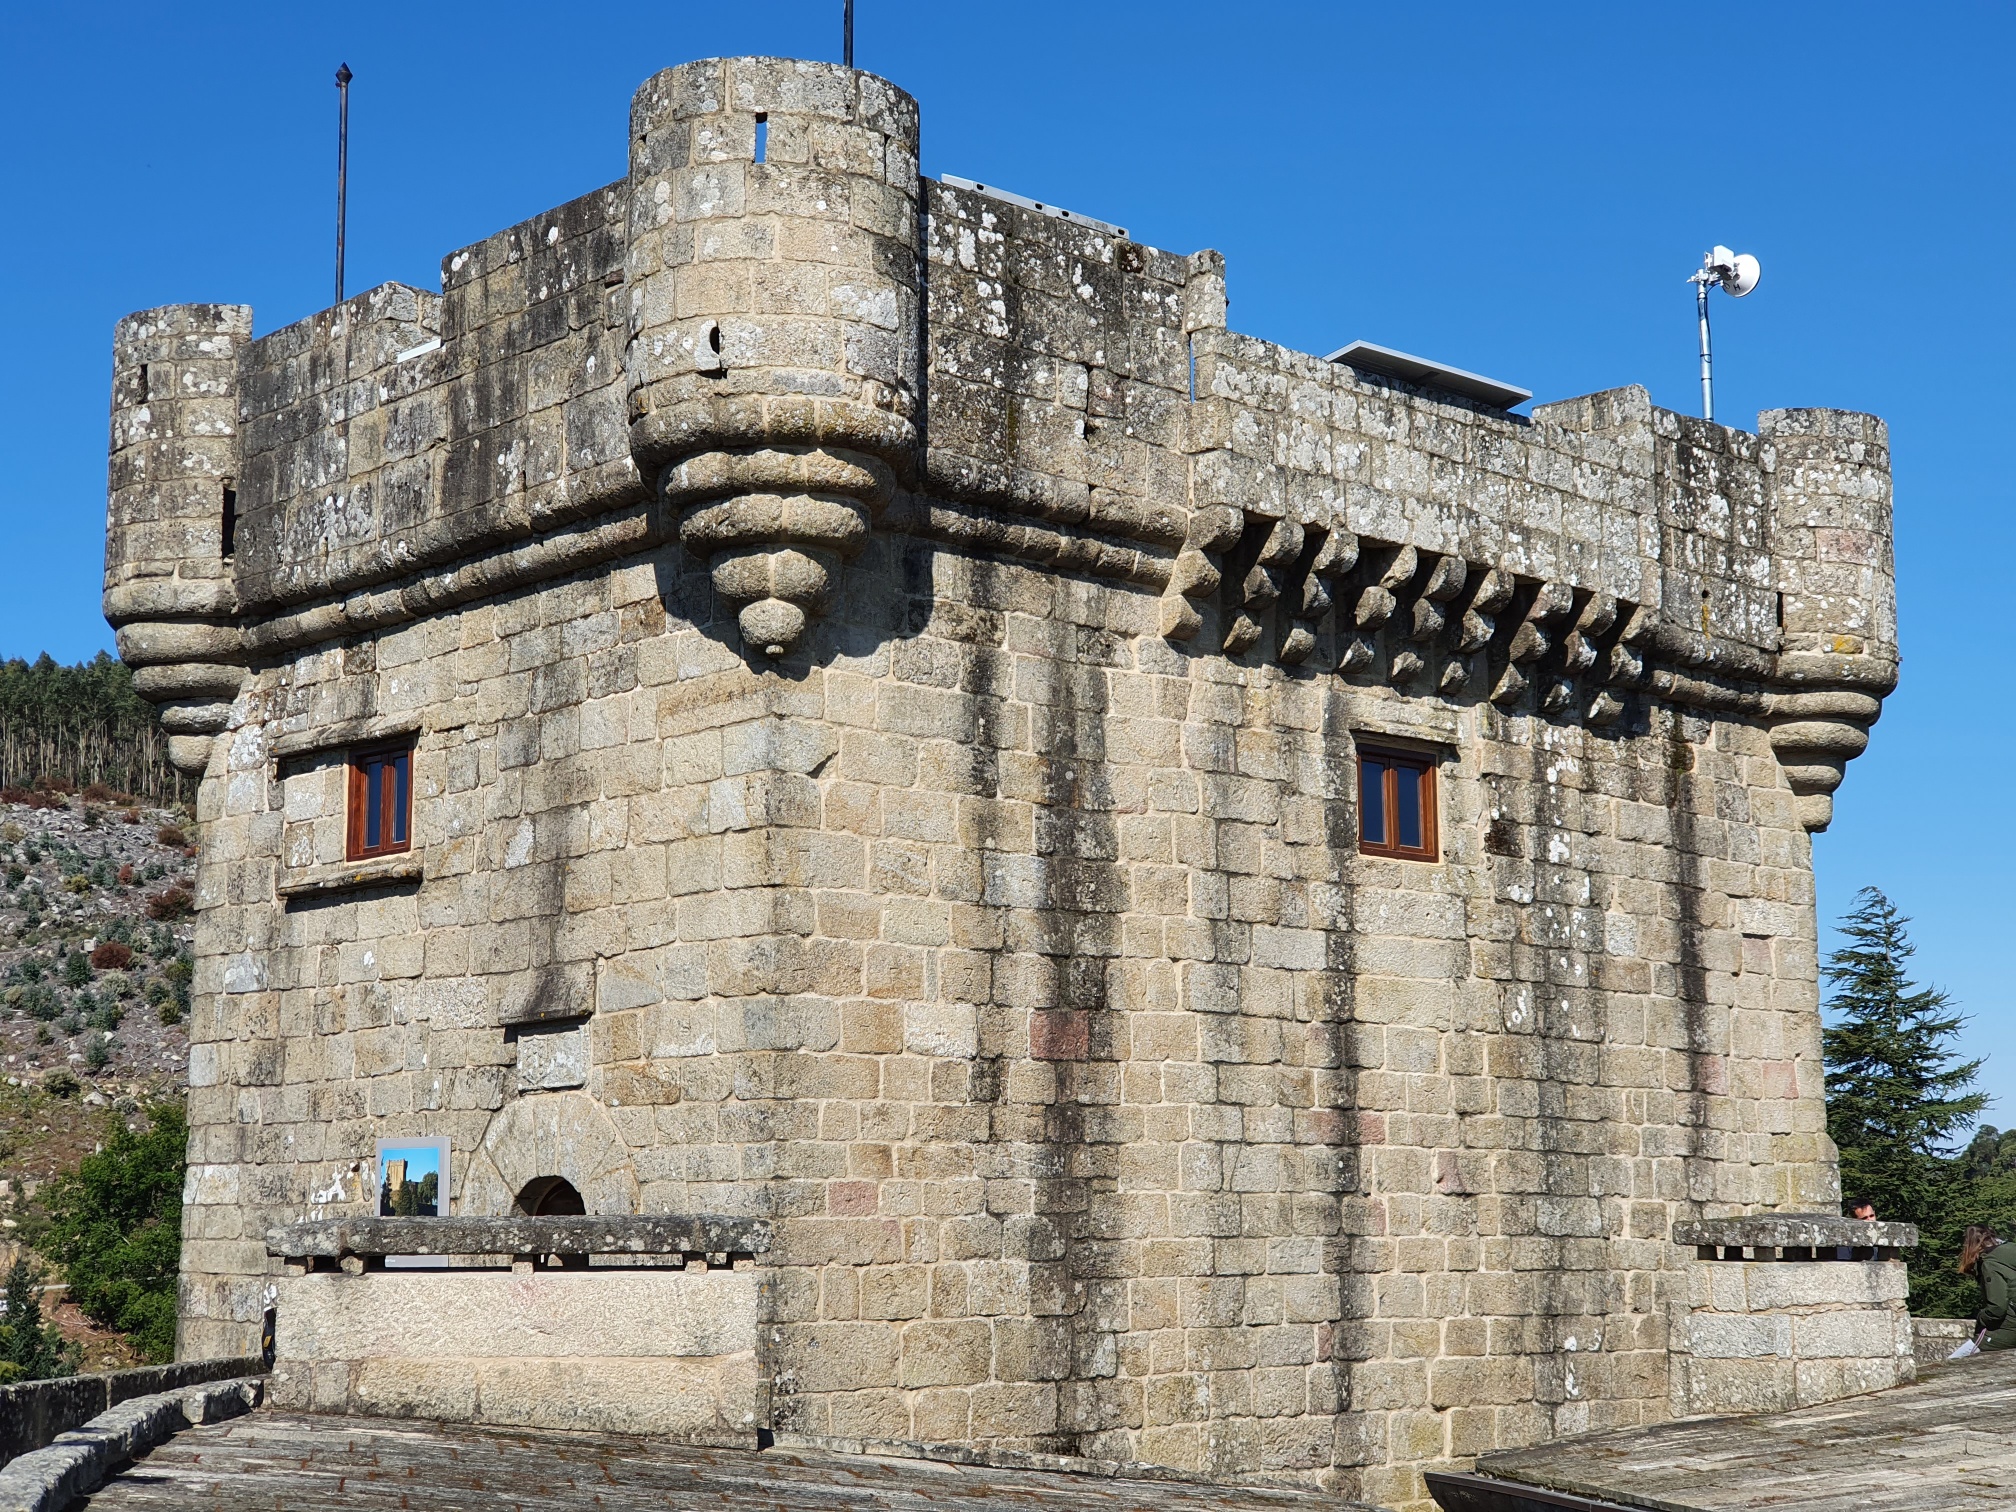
1158 505 1244 643
660 447 895 658
1767 688 1883 833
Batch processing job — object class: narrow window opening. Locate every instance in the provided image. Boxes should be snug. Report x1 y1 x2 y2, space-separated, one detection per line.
1357 745 1438 862
754 113 768 163
1187 335 1196 402
220 482 237 559
1775 591 1786 629
709 324 722 355
346 742 414 861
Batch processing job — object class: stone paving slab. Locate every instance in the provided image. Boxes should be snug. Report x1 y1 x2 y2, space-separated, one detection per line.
1459 1350 2016 1511
77 1411 1349 1512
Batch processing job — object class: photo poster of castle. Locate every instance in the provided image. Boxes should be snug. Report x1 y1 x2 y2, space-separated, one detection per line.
375 1137 447 1217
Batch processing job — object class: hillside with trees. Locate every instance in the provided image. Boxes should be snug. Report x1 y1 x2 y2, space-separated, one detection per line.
0 653 182 806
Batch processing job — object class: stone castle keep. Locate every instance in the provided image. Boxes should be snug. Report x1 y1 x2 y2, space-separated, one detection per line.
103 55 1900 1510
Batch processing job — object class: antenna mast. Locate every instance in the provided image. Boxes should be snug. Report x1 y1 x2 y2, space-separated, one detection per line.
1687 245 1761 424
335 63 353 307
1693 270 1714 423
844 0 855 67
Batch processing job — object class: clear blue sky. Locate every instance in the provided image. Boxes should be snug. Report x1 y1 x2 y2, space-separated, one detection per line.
2 3 2009 1117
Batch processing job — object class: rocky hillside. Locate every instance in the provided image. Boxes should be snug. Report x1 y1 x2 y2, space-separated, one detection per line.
0 786 195 1370
0 785 195 1101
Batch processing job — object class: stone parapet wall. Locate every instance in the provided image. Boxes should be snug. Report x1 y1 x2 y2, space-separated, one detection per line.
1670 1256 1913 1416
268 1268 759 1441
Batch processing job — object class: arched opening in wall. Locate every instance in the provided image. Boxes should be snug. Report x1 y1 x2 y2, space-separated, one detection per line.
515 1176 587 1216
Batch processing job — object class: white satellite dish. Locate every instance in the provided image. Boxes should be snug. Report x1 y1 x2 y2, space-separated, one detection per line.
1689 245 1764 421
1709 245 1762 297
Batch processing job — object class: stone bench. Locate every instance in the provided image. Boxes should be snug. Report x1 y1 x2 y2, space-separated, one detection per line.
265 1215 770 1444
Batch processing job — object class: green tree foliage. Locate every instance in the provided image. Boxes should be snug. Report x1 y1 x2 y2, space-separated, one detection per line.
1822 887 2016 1316
41 1103 186 1363
0 1259 79 1383
0 652 183 804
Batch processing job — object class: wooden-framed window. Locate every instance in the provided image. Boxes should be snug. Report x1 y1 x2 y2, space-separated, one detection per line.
1357 746 1438 861
346 744 413 860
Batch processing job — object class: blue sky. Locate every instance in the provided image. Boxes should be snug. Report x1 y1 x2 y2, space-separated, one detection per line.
2 2 2009 1116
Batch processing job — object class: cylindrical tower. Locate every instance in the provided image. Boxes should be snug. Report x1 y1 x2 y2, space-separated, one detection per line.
1761 408 1898 833
103 304 251 776
625 56 921 657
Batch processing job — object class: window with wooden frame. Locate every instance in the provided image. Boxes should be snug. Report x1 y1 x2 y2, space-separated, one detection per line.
346 744 413 861
1357 746 1438 861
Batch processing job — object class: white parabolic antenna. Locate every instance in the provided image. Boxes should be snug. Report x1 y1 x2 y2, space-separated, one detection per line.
1712 245 1762 297
1690 245 1763 420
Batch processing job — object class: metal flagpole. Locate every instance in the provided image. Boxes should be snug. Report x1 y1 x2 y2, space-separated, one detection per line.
844 0 854 67
335 63 353 306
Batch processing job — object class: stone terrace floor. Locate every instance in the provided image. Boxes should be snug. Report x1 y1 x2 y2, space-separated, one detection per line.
1454 1349 2016 1511
77 1411 1350 1512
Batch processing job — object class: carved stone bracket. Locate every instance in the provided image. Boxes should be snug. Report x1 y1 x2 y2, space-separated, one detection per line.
660 446 895 658
1767 689 1882 832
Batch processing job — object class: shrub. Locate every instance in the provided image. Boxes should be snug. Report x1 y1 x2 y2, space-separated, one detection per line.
42 1103 185 1363
115 863 134 886
156 996 182 1028
84 1037 112 1071
42 1069 78 1098
90 942 132 971
154 826 186 850
144 886 192 921
87 999 122 1033
24 985 57 1022
60 875 90 896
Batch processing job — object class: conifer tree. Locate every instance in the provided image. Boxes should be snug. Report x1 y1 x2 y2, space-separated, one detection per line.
1822 886 1995 1315
0 1259 77 1383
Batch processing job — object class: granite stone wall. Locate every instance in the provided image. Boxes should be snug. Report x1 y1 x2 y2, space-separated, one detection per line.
108 55 1897 1512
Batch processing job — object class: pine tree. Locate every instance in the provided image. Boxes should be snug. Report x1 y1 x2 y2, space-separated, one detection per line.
1822 886 1995 1315
0 1259 78 1383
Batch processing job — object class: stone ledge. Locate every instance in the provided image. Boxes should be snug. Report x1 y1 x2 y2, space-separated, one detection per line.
1674 1213 1918 1255
275 855 424 901
265 1214 772 1263
269 717 423 762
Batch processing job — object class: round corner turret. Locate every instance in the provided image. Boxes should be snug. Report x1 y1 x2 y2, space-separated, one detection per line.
623 57 922 659
1759 406 1897 832
105 302 254 776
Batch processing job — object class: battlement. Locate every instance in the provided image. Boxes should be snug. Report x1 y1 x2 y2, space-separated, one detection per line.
107 56 1899 1512
105 57 1892 832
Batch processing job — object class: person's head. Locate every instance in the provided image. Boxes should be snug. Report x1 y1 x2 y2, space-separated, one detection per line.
1958 1224 2003 1276
1846 1199 1876 1221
